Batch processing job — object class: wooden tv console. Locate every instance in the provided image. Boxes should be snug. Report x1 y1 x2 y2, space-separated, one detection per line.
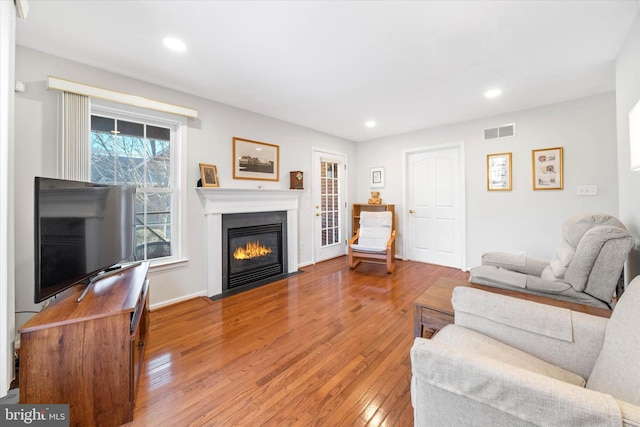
18 262 150 426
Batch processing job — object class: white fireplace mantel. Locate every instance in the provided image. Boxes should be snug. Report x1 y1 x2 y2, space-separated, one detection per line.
196 188 302 297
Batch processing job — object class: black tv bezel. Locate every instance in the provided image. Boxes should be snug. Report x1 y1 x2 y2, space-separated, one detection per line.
33 177 135 304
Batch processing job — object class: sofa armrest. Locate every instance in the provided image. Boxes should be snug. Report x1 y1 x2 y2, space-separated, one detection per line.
411 338 622 427
452 286 608 378
619 401 640 427
481 251 549 276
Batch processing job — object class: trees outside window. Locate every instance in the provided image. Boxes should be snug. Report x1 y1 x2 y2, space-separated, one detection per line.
91 112 177 261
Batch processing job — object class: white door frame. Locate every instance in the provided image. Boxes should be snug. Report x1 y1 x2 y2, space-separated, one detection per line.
311 147 349 264
0 0 15 392
402 142 466 270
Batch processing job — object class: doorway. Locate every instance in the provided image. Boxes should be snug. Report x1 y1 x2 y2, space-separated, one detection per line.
403 143 465 269
312 149 348 263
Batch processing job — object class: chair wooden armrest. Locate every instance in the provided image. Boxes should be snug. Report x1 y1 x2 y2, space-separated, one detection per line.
348 230 360 245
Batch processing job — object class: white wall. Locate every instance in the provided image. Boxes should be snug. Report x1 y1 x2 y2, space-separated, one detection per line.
616 13 640 282
356 92 620 269
13 46 356 325
1 0 16 394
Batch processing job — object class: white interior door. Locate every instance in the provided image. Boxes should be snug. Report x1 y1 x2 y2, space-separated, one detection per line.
313 150 347 262
405 144 464 268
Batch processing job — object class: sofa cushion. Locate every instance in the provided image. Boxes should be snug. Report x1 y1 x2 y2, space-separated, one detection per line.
565 226 632 292
547 240 574 280
432 324 586 387
562 213 626 248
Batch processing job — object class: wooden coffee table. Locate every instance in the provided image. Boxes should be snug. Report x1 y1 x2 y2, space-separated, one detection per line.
414 277 612 338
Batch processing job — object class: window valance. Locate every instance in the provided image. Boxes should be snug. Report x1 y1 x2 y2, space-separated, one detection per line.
47 76 198 118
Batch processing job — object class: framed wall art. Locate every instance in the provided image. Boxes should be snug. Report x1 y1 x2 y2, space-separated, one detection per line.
532 147 563 190
486 152 512 191
233 137 280 181
370 167 384 188
199 163 219 187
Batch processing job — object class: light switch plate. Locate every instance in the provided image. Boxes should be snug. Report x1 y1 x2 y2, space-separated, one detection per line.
577 185 598 196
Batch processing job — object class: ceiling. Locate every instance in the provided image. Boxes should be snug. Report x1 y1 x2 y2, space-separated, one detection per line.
15 0 639 142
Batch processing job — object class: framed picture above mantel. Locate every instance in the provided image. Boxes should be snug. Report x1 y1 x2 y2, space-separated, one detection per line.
233 137 280 181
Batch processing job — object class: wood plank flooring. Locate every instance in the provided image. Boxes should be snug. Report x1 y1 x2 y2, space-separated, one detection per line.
128 256 469 427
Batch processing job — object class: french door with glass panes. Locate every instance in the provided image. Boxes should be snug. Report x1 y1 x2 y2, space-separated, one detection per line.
313 150 347 262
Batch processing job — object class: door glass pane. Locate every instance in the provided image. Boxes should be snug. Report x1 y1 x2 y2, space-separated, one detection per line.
319 160 341 247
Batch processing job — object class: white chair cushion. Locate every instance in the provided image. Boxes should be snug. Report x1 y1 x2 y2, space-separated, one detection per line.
349 244 386 253
359 211 392 227
354 211 392 251
356 225 391 250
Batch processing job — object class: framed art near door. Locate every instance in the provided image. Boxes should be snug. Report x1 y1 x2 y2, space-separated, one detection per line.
487 152 512 191
370 167 384 188
532 147 563 190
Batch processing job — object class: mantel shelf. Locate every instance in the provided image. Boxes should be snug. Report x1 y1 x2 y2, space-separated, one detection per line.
196 187 302 214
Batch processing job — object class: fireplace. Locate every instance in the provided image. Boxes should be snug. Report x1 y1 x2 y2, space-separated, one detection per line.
222 211 287 291
197 188 301 298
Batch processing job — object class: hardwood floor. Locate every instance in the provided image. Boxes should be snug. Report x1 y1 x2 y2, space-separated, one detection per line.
128 256 469 427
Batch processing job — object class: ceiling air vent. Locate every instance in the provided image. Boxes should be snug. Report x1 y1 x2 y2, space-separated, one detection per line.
484 123 515 140
484 127 499 140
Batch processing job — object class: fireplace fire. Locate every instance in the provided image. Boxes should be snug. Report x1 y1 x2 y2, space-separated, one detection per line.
234 241 272 260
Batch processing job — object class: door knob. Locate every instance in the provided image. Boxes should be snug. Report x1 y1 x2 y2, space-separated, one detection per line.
409 209 415 214
316 213 320 216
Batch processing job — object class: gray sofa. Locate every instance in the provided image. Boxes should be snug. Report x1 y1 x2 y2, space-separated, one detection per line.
469 212 633 308
410 275 640 426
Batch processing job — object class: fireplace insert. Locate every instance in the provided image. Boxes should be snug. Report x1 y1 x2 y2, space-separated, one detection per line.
222 211 288 291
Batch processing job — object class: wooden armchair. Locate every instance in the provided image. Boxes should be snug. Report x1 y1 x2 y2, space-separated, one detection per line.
348 210 396 273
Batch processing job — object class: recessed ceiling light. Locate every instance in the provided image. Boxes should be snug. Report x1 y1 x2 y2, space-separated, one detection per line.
163 37 187 52
365 120 376 128
485 88 502 99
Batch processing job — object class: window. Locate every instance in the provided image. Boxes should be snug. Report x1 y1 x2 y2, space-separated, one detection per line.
90 107 183 263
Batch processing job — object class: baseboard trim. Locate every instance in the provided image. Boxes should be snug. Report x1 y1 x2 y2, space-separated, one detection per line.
150 290 207 311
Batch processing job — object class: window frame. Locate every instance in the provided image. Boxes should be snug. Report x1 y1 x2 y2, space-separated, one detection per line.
90 101 188 269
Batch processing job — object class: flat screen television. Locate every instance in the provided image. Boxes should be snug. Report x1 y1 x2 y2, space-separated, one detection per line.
34 177 136 303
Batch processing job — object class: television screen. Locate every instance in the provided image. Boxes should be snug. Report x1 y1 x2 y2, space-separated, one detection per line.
34 177 136 303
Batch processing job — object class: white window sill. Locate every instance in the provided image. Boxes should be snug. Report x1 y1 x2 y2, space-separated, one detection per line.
148 257 189 273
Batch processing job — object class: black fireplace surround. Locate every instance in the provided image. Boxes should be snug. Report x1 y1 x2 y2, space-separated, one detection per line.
221 211 288 295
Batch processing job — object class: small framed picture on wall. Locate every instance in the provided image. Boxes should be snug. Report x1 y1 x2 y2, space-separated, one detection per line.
486 152 512 191
199 163 220 187
532 147 563 190
370 167 384 188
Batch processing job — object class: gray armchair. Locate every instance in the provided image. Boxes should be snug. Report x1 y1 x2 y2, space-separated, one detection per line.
469 212 633 309
410 275 640 426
